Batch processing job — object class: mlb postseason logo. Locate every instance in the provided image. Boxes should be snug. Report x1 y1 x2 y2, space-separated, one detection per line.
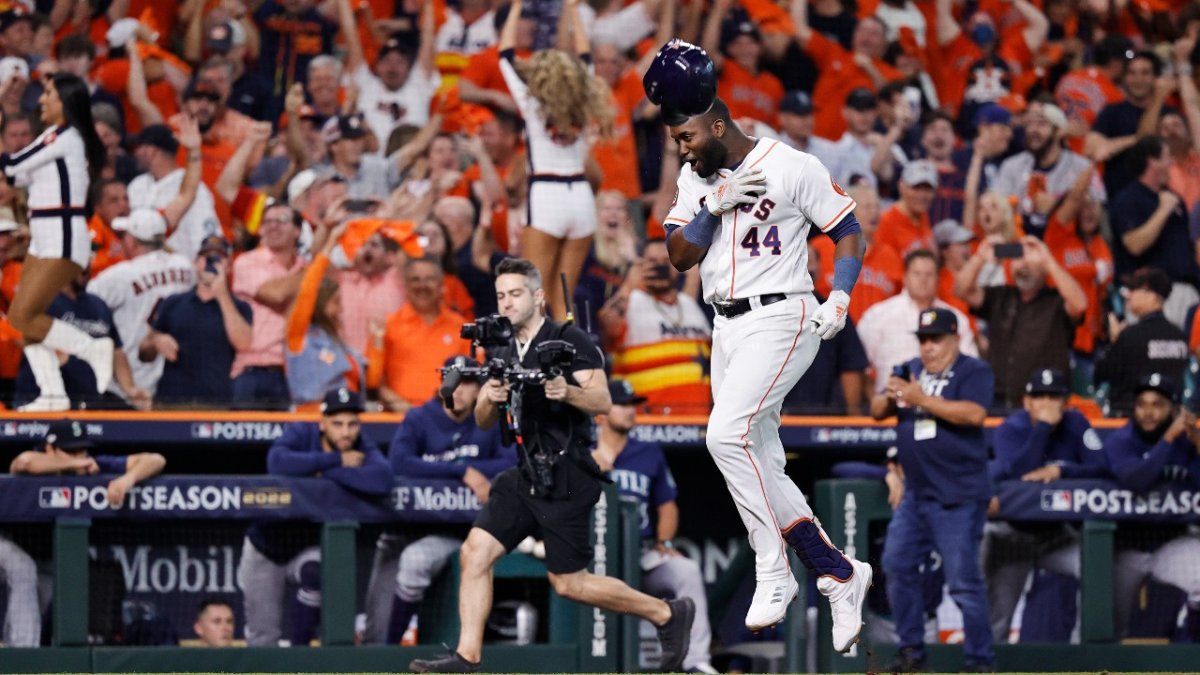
192 423 214 439
39 487 72 509
1040 490 1072 512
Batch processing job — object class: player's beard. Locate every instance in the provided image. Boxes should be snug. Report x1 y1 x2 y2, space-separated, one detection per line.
690 137 729 179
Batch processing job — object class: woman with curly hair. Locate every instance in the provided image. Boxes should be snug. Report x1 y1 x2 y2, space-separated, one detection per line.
499 0 613 320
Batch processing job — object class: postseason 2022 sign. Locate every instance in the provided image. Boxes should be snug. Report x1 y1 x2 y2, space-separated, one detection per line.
0 475 484 523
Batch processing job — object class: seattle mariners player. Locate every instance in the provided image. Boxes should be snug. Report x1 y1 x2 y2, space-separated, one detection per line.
645 40 872 651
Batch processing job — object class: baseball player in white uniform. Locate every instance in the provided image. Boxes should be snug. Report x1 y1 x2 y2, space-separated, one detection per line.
662 96 872 652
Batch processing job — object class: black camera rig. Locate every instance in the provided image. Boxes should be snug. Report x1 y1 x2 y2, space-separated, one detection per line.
439 314 577 447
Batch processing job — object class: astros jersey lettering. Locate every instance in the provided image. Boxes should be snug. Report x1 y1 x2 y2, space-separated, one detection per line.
664 139 856 303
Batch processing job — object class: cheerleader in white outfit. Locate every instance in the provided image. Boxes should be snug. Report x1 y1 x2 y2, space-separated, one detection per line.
498 0 612 319
0 74 112 411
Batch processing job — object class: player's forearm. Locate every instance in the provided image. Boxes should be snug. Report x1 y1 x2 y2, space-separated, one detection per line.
125 453 167 483
656 502 679 542
666 225 708 272
10 451 77 475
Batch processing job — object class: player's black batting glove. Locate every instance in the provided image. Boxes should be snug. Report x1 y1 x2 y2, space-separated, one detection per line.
704 167 766 215
809 290 849 340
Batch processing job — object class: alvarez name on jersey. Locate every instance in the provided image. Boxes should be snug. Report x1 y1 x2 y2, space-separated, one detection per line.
664 139 856 304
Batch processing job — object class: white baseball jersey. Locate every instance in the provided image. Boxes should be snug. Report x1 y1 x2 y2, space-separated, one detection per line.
352 63 440 154
664 139 856 304
87 251 195 395
127 169 220 261
435 10 496 58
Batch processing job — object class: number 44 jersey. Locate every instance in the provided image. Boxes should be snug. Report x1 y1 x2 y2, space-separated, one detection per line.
663 138 857 304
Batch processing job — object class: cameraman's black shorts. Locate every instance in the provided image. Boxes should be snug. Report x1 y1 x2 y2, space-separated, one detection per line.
474 460 602 574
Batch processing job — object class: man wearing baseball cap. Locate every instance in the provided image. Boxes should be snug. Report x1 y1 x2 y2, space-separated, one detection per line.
362 356 516 644
872 307 996 672
773 90 835 160
994 101 1098 236
126 120 219 261
314 114 400 200
342 0 440 155
591 379 717 673
825 87 883 190
11 420 166 507
985 368 1107 643
1103 371 1200 638
875 160 938 259
139 235 252 408
240 386 391 646
1096 267 1189 415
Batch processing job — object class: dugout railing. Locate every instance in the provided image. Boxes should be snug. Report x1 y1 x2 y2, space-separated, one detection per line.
809 479 1200 673
0 482 646 674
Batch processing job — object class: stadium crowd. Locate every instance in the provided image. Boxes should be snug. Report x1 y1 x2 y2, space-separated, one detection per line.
2 0 1200 663
0 0 1197 415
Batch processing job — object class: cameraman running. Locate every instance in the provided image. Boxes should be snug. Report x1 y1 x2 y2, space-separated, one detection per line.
410 258 695 673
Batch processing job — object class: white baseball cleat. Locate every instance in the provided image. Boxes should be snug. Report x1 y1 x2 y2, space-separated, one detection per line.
744 575 799 632
818 559 873 653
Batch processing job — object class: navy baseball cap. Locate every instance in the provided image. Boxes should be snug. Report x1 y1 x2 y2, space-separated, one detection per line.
1135 373 1179 403
720 11 761 49
975 103 1012 126
609 380 648 406
914 308 958 336
443 355 483 382
44 420 94 451
845 88 877 111
1026 369 1069 396
780 91 813 116
321 387 365 415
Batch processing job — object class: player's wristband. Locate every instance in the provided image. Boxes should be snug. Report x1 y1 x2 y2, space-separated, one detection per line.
832 256 862 295
682 209 720 247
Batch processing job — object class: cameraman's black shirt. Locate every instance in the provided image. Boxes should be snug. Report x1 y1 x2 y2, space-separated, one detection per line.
496 319 604 453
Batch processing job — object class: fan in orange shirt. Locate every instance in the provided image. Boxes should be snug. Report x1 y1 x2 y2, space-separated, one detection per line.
701 2 785 129
876 161 939 259
1054 35 1130 150
793 1 901 140
88 179 131 276
592 45 649 202
928 0 1046 117
379 258 472 412
456 3 536 113
1044 163 1112 357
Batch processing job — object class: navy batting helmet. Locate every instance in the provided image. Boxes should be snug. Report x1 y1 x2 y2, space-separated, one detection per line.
642 39 717 125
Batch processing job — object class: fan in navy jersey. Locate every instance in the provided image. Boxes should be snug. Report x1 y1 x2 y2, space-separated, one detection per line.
237 387 391 647
362 356 516 645
592 380 716 674
985 368 1109 644
870 308 996 673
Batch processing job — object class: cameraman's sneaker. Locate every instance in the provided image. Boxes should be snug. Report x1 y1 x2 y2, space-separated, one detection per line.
818 559 872 653
409 650 480 673
657 597 695 672
745 575 798 632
